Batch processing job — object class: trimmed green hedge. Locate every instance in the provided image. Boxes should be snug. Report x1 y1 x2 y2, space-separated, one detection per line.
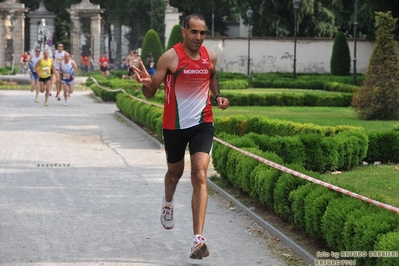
222 92 353 107
249 72 364 93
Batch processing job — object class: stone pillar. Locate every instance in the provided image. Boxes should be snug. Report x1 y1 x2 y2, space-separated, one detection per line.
13 12 25 62
90 14 101 67
112 20 122 66
0 0 28 68
70 12 81 60
67 0 104 71
164 0 182 48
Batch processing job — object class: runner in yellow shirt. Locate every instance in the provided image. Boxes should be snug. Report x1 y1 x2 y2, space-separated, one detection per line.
35 49 55 106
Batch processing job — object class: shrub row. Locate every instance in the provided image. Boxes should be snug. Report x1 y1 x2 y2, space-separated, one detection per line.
219 79 248 90
221 92 353 107
214 115 363 137
212 139 399 265
249 72 364 93
366 130 399 163
116 93 163 139
112 92 399 165
216 129 367 172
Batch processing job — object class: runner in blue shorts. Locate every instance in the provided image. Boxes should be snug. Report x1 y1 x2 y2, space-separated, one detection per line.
60 52 77 106
29 48 42 103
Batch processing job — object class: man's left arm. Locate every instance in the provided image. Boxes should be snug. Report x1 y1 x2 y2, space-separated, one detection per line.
208 49 229 110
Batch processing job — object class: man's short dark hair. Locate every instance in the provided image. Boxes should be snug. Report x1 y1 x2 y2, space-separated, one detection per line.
183 14 205 29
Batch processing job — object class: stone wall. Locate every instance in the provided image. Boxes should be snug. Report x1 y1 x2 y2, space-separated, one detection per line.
203 38 383 74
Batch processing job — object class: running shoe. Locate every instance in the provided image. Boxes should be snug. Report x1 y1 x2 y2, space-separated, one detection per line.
49 93 52 96
160 198 174 230
190 235 209 259
35 99 39 103
64 102 67 106
44 102 48 106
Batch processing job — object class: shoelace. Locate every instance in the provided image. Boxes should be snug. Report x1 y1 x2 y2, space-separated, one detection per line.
163 206 173 221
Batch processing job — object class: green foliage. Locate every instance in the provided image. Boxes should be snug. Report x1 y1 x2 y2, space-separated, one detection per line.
352 12 399 120
342 207 371 250
150 0 166 49
0 66 18 75
321 196 369 250
330 31 351 76
249 153 284 208
375 231 399 266
232 148 260 193
219 80 248 90
166 24 183 50
304 186 340 240
141 29 164 69
251 72 361 92
221 91 353 107
290 183 315 228
273 165 308 222
352 210 399 266
366 131 399 163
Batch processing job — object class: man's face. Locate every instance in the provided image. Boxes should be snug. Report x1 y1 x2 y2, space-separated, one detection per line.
35 50 41 56
58 45 63 51
183 18 206 52
43 50 49 58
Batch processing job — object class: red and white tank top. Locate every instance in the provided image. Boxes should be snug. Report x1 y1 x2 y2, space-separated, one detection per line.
163 43 213 130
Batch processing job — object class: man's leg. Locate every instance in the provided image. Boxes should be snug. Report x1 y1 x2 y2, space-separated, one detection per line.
190 152 210 236
165 160 184 203
44 80 51 105
55 71 61 99
33 79 39 102
160 160 184 230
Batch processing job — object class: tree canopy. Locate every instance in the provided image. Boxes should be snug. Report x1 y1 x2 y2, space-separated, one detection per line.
16 0 399 50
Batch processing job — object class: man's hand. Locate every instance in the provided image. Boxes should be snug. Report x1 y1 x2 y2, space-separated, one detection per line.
216 96 229 110
132 61 151 85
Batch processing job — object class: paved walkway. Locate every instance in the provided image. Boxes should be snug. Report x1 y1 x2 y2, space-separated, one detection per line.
0 74 88 85
0 90 296 266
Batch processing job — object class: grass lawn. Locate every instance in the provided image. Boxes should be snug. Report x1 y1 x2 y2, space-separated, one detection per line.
213 106 399 132
320 164 399 207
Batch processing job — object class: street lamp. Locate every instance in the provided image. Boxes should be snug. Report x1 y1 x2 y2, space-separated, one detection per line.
353 0 359 85
246 6 253 76
293 0 301 79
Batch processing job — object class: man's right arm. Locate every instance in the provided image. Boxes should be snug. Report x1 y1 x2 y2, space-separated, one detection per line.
137 49 176 98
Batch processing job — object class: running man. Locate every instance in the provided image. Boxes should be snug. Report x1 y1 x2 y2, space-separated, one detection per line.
132 14 229 259
53 43 66 100
35 49 55 106
20 51 30 74
29 47 42 102
60 52 77 106
98 52 110 77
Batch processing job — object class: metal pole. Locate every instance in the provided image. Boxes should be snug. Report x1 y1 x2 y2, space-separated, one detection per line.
212 9 214 37
353 0 358 85
247 20 251 76
293 9 298 79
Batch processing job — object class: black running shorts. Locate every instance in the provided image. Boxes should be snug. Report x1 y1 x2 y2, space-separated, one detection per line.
163 123 214 163
39 76 51 82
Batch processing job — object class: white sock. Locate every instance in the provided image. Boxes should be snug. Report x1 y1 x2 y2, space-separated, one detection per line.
163 197 174 206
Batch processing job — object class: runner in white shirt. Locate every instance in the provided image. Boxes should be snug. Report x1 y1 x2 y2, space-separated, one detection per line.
53 43 66 101
29 47 42 103
60 52 77 106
